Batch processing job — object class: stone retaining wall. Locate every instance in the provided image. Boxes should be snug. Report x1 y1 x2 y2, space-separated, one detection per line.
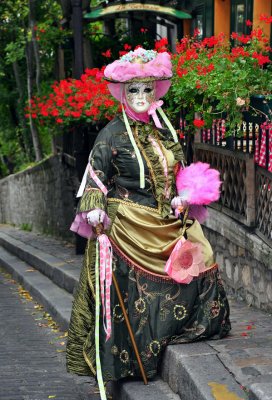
0 155 78 238
203 208 272 313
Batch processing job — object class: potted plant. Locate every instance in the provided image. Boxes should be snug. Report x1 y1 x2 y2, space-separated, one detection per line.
26 67 121 128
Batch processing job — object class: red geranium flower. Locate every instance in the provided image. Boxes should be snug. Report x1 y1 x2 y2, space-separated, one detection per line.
102 49 111 58
193 119 205 128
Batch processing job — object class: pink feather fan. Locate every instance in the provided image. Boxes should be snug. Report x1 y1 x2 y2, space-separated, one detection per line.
176 162 221 205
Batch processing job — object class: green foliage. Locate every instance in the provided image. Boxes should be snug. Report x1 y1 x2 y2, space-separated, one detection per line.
87 21 155 67
0 0 67 177
167 31 272 135
20 222 32 231
5 38 26 64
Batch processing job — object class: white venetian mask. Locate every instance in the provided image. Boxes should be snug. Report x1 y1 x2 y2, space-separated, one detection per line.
124 81 155 113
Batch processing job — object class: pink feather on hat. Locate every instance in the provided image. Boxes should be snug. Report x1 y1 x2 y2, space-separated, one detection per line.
176 162 221 205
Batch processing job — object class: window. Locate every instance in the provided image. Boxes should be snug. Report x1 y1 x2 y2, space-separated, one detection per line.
234 4 245 35
231 0 253 35
192 5 204 39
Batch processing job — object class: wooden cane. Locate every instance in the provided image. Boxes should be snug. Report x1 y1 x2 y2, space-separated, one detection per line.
95 223 148 385
112 271 148 385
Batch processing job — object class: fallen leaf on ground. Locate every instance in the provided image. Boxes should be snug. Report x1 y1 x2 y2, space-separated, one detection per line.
58 332 68 338
38 323 49 328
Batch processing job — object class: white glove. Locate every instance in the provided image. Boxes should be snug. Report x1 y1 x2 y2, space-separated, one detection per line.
171 196 188 209
86 209 107 227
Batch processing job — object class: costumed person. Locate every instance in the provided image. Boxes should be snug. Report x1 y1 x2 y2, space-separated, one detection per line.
66 48 231 399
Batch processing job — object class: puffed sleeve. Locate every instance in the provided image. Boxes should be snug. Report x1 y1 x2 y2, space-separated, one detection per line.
70 125 113 238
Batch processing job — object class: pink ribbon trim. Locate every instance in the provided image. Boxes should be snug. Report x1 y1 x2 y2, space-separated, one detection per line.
148 100 163 128
98 234 113 341
88 164 108 195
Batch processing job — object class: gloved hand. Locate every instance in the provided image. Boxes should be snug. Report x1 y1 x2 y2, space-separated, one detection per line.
171 195 188 210
86 209 107 227
171 196 188 218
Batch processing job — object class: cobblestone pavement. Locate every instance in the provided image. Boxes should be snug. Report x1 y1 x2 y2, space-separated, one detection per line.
0 268 98 400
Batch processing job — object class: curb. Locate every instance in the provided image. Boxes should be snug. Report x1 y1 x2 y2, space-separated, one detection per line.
249 384 272 400
0 246 72 331
0 232 80 295
162 343 247 399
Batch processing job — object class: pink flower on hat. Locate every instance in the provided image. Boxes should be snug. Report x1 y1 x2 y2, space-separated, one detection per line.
165 238 206 284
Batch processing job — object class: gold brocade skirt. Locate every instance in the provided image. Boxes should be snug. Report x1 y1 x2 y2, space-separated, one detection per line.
108 201 215 279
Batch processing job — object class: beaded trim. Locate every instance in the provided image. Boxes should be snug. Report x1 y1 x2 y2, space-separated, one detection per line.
110 237 218 284
107 198 160 214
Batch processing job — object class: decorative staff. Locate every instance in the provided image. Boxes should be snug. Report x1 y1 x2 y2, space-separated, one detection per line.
94 222 148 400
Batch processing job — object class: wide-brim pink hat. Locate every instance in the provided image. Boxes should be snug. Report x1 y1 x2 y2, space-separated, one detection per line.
104 48 172 82
104 48 172 101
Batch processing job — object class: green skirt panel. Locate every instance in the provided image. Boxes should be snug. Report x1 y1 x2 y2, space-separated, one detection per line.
66 240 231 380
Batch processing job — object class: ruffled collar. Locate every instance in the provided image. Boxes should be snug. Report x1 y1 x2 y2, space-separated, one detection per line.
118 115 167 140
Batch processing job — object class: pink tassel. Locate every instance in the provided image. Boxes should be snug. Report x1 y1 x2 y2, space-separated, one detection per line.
176 162 221 205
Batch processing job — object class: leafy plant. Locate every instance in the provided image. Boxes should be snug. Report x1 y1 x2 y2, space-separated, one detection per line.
167 25 272 135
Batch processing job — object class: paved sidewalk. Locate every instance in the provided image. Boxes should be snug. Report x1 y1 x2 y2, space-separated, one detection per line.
0 226 84 270
0 268 99 400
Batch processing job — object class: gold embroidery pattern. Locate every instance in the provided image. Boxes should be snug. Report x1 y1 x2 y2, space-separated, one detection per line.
173 304 187 321
111 345 119 356
120 350 130 364
135 297 146 314
149 340 161 356
204 300 221 319
113 304 125 323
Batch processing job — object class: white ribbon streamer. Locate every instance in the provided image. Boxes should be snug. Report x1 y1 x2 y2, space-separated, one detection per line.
122 105 145 189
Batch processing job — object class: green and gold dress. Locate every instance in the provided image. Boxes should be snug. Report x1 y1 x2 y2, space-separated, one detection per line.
66 116 231 381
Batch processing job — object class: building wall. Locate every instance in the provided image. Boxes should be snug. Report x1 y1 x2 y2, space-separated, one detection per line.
253 0 271 39
0 155 78 239
203 208 272 313
214 0 231 36
185 0 271 40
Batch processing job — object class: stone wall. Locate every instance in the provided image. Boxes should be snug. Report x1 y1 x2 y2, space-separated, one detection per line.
0 155 78 239
203 208 272 313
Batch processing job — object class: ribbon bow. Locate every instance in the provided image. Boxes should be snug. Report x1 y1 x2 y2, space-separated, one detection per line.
148 100 164 128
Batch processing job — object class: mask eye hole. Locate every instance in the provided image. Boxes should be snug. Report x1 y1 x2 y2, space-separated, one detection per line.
128 88 139 94
144 88 153 93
